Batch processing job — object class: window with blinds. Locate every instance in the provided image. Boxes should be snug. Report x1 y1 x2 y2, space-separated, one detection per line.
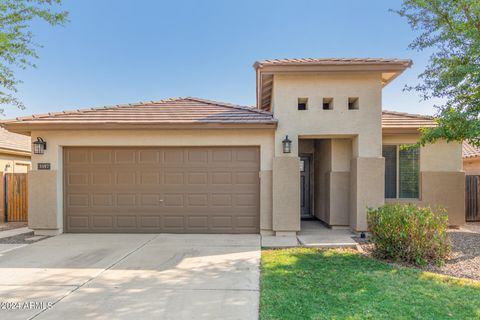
382 145 420 199
383 145 397 198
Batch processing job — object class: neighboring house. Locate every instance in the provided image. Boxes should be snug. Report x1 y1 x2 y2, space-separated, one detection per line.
0 127 31 222
2 58 465 236
0 127 31 174
463 142 480 175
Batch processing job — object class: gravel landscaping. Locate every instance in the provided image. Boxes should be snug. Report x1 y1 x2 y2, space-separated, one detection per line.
0 231 49 244
360 223 480 281
425 224 480 281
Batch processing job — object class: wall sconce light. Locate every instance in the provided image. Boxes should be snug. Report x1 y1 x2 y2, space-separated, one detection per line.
33 137 47 155
282 135 292 154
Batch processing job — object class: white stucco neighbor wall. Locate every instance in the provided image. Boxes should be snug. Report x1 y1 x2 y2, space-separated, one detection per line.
0 154 30 173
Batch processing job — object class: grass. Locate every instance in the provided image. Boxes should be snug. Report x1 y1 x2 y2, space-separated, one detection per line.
260 248 480 320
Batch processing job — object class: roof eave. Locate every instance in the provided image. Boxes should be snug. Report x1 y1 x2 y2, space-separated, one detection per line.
464 154 480 160
0 147 31 157
2 121 278 135
382 127 425 134
256 63 411 74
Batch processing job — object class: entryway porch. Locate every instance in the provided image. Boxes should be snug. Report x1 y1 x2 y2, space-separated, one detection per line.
261 220 358 248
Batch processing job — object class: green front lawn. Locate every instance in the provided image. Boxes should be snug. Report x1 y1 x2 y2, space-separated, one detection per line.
261 248 480 320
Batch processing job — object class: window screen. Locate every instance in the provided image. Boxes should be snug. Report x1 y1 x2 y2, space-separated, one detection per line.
399 147 419 198
382 145 397 198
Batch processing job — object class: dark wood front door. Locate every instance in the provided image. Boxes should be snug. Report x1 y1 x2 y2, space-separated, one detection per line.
300 155 312 217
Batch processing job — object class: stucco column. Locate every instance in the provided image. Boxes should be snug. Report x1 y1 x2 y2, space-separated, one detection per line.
272 156 301 235
28 170 61 235
349 157 384 231
0 171 4 221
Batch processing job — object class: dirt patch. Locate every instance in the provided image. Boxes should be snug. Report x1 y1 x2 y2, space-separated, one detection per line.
359 223 480 281
0 222 27 231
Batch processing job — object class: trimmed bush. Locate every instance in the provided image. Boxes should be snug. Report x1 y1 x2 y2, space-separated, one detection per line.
367 204 451 266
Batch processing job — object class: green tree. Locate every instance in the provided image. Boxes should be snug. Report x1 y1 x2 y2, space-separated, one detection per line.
0 0 67 112
395 0 480 147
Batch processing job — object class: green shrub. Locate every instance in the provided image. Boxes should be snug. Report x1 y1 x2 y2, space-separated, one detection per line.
367 204 451 266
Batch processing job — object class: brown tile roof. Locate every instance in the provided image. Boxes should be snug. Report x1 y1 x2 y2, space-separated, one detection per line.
381 110 436 129
2 96 441 135
254 58 413 68
3 97 275 125
0 127 31 153
463 142 480 159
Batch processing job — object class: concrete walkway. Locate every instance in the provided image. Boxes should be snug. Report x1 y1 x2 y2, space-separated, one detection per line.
0 234 260 320
262 220 358 248
297 220 358 248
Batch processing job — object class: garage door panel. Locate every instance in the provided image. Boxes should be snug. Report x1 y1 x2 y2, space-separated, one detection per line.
67 215 89 229
140 216 160 228
138 150 160 164
64 147 259 233
66 149 90 164
91 150 113 164
92 194 114 206
92 215 114 228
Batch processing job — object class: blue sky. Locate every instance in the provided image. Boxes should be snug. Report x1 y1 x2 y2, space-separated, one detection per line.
3 0 443 119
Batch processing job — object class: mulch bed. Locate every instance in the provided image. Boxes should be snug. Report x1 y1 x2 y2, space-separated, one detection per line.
359 223 480 281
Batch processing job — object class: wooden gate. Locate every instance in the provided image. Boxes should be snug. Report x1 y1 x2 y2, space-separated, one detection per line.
466 175 480 222
5 173 28 222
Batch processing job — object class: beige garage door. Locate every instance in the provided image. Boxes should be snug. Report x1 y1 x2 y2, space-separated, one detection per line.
64 147 260 233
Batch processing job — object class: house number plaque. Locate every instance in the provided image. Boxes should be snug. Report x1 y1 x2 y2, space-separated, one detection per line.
37 163 51 170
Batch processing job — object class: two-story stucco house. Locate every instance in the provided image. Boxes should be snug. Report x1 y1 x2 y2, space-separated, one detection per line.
2 58 465 236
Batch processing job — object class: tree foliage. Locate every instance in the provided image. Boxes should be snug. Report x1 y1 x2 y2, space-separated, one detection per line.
395 0 480 147
0 0 67 112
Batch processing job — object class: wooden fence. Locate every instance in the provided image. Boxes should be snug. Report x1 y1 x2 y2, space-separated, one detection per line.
5 173 28 222
466 175 480 222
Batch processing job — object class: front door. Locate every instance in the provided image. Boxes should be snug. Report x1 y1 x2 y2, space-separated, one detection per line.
300 155 312 218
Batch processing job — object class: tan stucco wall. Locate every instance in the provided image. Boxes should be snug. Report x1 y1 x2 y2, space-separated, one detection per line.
329 171 350 225
28 129 275 234
272 157 301 233
272 73 383 158
311 138 352 226
271 73 384 233
464 158 480 175
313 139 331 222
350 157 385 231
382 134 462 172
28 170 59 234
383 134 465 226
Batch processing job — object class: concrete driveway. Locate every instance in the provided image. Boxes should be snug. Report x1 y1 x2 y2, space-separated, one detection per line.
0 234 260 320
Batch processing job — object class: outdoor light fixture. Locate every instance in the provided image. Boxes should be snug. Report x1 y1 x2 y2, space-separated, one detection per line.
282 135 292 154
33 137 47 155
